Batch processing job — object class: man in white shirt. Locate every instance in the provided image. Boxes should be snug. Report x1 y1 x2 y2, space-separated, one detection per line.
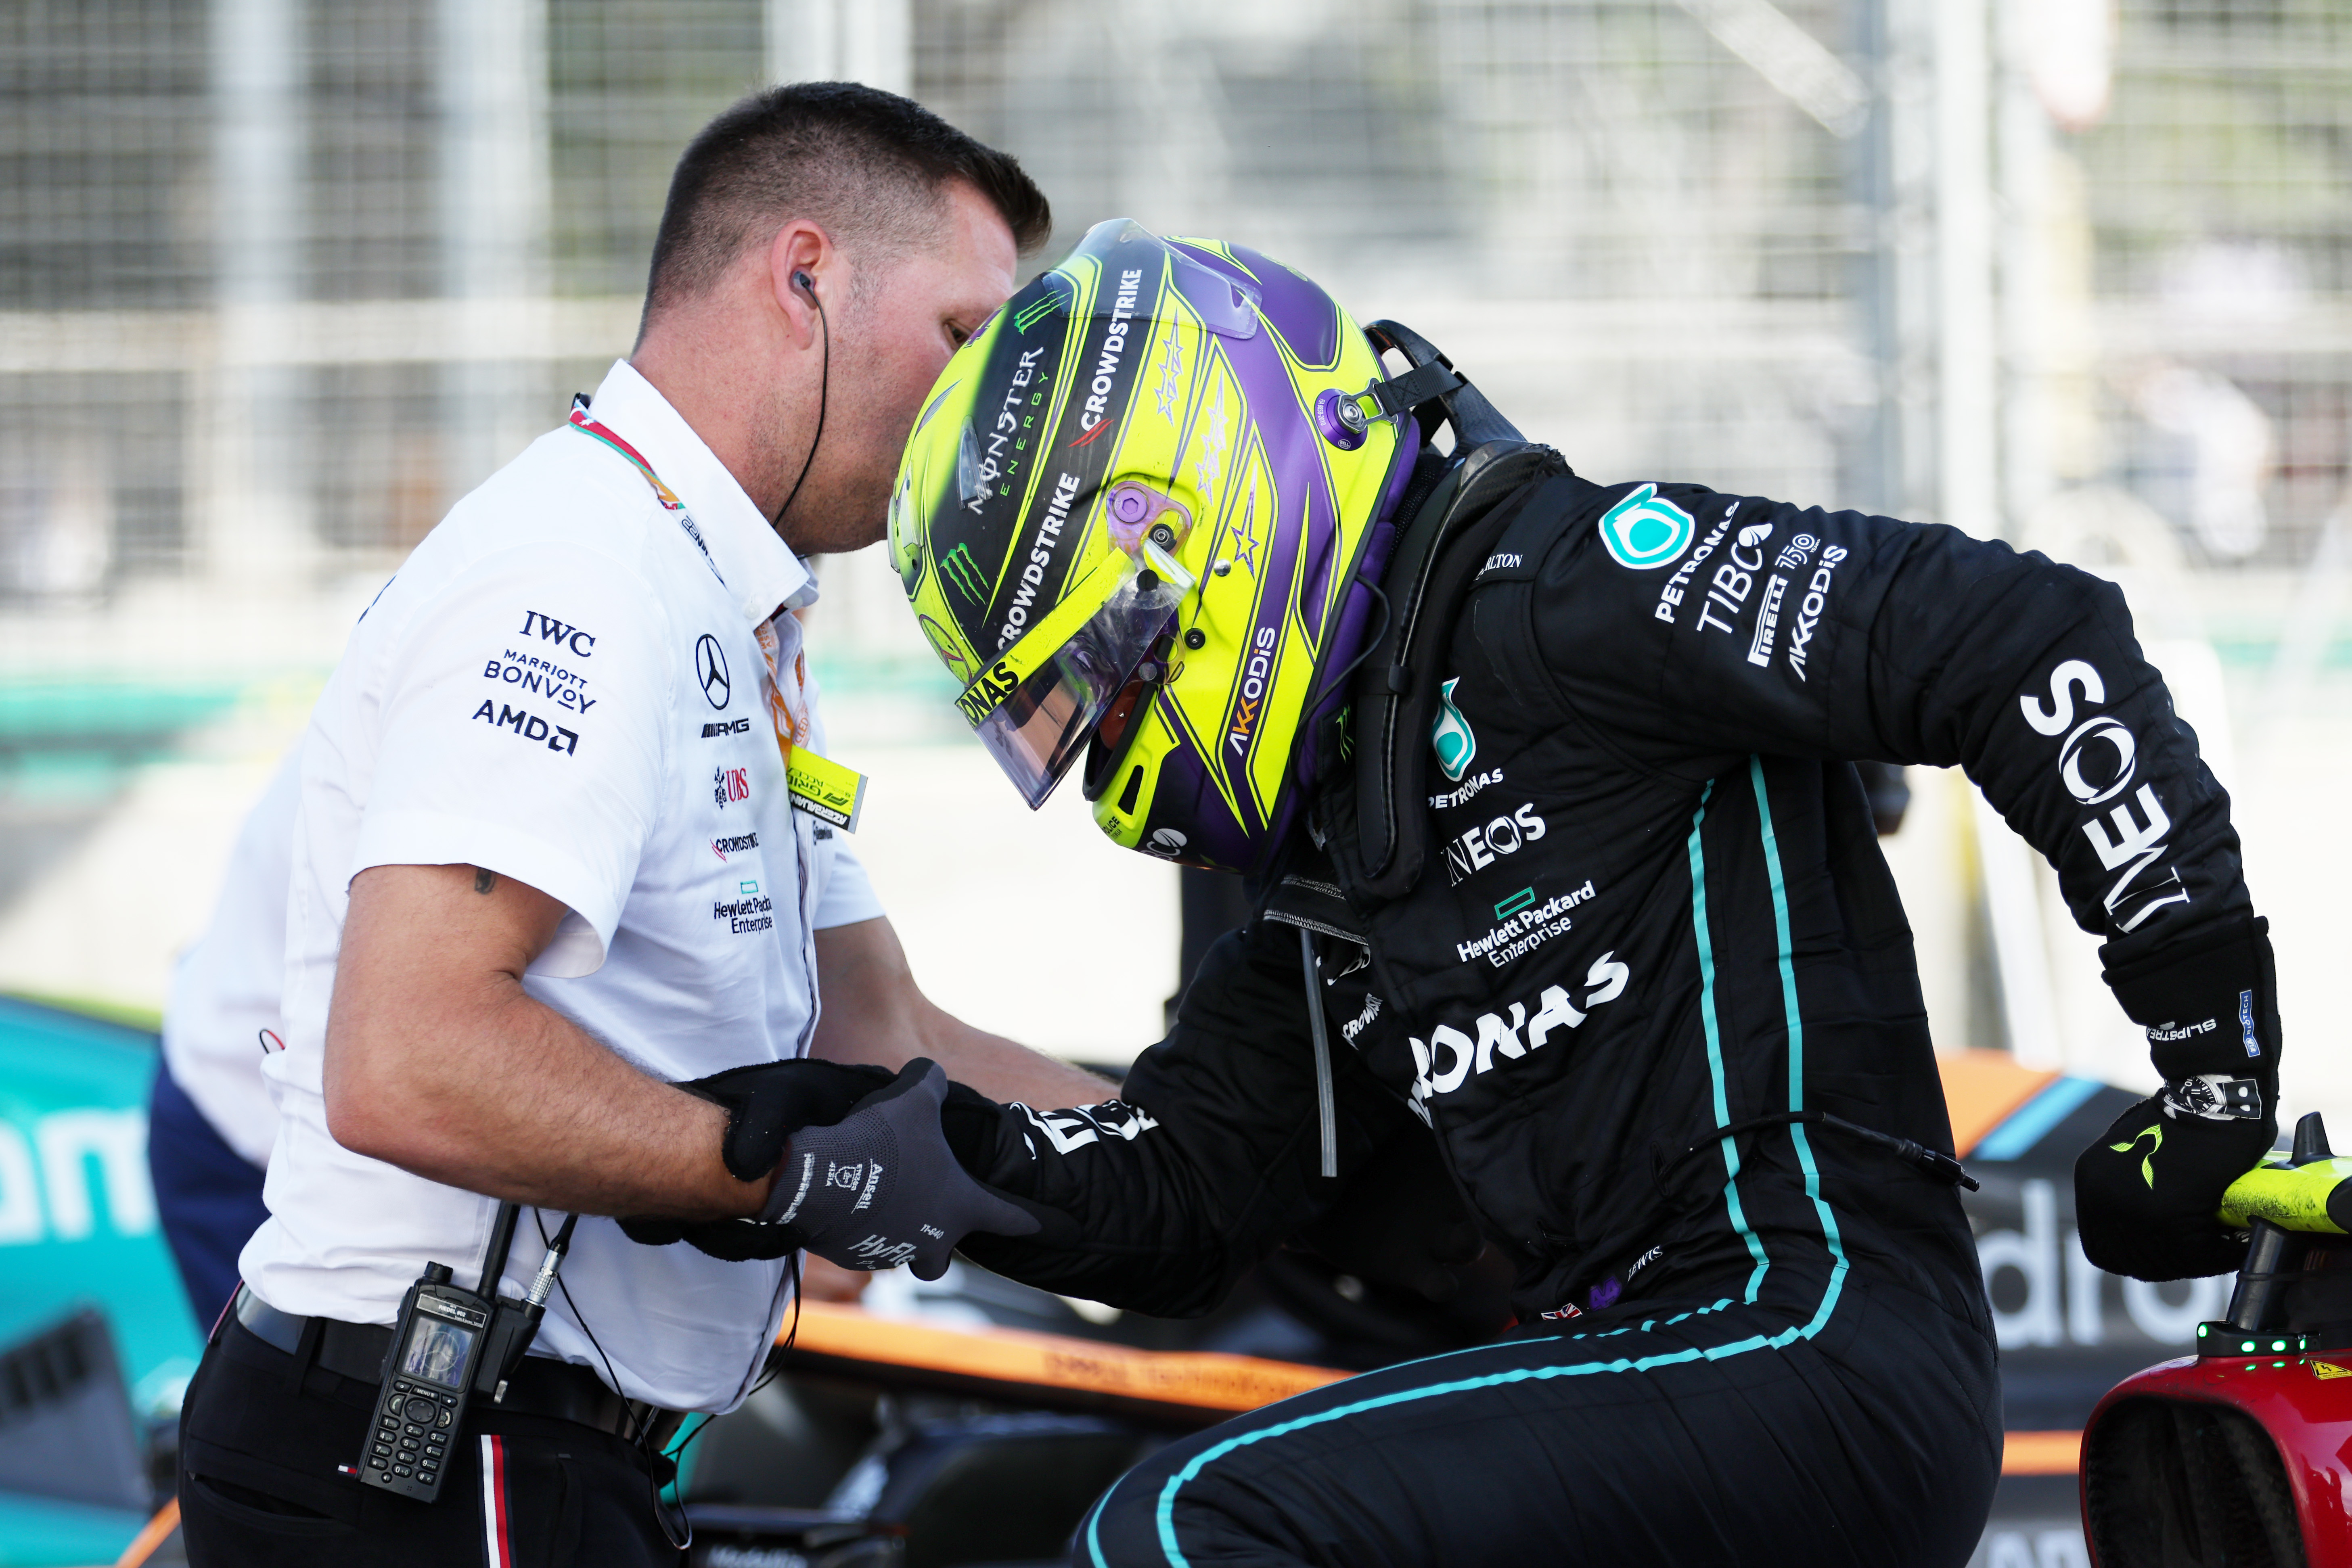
176 83 1099 1566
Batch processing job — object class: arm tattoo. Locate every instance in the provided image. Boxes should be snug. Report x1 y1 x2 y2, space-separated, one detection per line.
473 868 497 895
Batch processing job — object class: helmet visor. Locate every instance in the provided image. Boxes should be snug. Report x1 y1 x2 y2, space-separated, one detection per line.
958 542 1195 809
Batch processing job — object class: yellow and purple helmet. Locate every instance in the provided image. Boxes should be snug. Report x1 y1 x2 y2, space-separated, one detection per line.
887 219 1420 873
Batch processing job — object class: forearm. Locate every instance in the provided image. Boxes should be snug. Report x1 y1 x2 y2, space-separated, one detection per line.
324 865 763 1220
910 1008 1117 1108
329 986 750 1216
809 916 1113 1108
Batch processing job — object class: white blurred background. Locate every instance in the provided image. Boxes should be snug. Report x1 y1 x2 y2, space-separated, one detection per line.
1 0 2348 1105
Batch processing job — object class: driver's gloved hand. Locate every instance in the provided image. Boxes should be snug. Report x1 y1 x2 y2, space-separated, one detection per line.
624 1060 1041 1275
757 1059 1040 1279
2076 917 2280 1282
617 1058 890 1259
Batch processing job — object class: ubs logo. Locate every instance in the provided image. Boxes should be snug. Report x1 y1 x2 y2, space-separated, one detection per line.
695 635 730 709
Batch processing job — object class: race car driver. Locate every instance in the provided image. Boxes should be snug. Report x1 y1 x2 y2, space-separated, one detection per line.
860 220 2283 1566
174 86 1111 1566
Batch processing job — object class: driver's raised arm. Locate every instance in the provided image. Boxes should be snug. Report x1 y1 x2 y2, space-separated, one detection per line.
1514 479 2268 1278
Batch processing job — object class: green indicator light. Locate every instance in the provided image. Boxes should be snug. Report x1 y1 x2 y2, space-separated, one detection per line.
2243 1341 2258 1353
2275 1340 2288 1351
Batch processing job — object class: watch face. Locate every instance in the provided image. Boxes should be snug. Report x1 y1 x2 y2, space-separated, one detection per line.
400 1316 474 1389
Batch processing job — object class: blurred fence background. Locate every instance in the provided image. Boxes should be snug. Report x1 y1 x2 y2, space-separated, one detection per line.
1 0 2348 1099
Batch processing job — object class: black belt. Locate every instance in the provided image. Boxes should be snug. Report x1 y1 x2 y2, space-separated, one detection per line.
231 1286 682 1446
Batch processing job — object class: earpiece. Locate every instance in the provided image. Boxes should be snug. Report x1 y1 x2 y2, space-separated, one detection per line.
793 270 816 297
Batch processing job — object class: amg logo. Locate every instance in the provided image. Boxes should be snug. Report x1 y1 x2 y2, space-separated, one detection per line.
702 718 750 737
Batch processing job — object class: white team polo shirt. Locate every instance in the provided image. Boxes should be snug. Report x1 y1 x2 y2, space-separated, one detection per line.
163 746 302 1168
242 360 882 1413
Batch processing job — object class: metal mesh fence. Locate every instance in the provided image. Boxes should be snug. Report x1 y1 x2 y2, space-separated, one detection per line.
0 0 2348 1072
11 0 2337 587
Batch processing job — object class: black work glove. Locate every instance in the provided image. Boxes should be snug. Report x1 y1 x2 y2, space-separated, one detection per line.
686 1058 895 1181
618 1058 891 1260
759 1058 1040 1279
2076 917 2280 1282
1291 1126 1484 1302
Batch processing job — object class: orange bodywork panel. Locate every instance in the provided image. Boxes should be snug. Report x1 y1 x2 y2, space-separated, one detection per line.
772 1055 2074 1436
1938 1049 2060 1158
777 1300 1347 1429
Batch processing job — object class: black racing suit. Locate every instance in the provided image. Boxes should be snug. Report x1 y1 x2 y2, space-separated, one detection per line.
954 458 2252 1567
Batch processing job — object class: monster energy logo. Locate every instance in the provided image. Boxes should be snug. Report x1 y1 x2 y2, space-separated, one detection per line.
940 543 987 605
2111 1123 2163 1188
1015 293 1061 332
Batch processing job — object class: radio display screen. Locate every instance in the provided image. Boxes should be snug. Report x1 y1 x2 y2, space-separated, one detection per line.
398 1314 475 1390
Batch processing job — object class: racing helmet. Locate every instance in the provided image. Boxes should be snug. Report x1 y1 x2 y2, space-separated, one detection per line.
887 219 1419 872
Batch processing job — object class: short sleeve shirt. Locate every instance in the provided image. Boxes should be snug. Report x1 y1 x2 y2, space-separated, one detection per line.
241 360 884 1413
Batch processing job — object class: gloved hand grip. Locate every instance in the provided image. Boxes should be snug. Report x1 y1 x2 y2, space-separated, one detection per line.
680 1058 894 1183
2077 1100 2274 1281
761 1058 1039 1279
2078 917 2283 1282
617 1057 894 1261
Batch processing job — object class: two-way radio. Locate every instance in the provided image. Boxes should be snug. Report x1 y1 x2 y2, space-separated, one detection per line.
357 1202 578 1503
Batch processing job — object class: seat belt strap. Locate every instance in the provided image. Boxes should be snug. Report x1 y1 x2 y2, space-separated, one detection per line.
1361 359 1465 419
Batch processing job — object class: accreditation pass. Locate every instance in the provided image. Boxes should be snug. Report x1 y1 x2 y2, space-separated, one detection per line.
785 747 868 834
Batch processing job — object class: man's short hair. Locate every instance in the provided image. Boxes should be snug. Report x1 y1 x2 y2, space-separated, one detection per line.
643 82 1051 321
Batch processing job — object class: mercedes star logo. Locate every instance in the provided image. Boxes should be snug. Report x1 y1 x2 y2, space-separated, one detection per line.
695 634 731 709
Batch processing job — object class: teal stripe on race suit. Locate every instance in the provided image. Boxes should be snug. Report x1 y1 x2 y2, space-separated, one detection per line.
1749 755 1852 1336
1092 759 1858 1568
1688 777 1770 1302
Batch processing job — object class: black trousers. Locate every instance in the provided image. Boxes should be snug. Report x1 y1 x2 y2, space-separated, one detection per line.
178 1315 682 1567
1077 1273 2000 1568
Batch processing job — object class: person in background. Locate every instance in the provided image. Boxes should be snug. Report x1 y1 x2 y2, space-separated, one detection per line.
149 749 299 1325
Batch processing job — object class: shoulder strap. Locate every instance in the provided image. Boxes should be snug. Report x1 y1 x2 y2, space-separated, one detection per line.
1332 443 1570 901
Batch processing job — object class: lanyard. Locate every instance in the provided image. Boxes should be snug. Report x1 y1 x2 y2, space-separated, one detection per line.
567 408 867 832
